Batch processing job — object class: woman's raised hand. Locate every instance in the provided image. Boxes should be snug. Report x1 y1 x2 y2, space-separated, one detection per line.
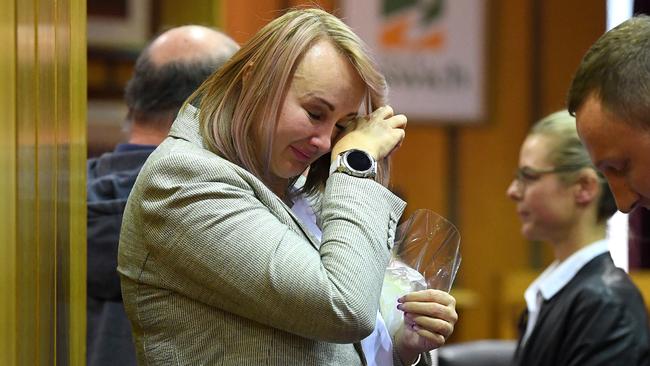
331 105 407 161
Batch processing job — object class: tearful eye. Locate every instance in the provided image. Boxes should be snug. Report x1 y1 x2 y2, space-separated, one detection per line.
307 111 322 120
335 119 354 130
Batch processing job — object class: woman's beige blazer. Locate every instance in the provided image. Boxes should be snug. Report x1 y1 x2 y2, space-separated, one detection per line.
118 105 405 365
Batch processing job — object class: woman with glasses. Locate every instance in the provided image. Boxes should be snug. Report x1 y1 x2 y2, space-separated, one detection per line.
506 110 650 365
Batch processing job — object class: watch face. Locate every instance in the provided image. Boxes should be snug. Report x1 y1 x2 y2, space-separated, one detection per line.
346 150 372 171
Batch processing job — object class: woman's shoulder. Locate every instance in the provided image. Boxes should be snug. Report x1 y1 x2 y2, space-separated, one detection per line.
134 136 257 195
152 136 223 168
143 104 259 186
566 258 646 314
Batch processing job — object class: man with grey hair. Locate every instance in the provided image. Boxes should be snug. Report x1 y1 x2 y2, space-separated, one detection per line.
86 25 238 366
568 15 650 214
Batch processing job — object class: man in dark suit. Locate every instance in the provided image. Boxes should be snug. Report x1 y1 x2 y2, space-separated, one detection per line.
86 25 238 366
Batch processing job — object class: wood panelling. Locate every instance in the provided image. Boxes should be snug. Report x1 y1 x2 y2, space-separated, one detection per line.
223 0 285 44
0 0 86 364
0 0 17 364
455 0 534 340
392 126 448 220
539 0 607 116
158 0 222 31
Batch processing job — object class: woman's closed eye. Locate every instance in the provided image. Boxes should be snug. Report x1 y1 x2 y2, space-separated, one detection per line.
516 167 541 182
335 117 356 131
307 110 323 121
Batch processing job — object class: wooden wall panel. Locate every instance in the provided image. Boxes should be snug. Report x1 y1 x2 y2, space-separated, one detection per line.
158 0 222 31
454 0 534 340
0 0 17 363
289 0 336 12
392 126 448 220
60 0 88 363
16 1 40 362
68 1 88 362
539 0 606 116
0 0 86 364
223 0 285 44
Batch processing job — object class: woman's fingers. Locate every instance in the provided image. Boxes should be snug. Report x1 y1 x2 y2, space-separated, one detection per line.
404 312 455 339
387 113 407 129
400 301 456 321
331 104 408 160
404 319 448 348
399 289 456 307
398 289 458 335
394 290 458 354
399 288 455 304
371 105 394 119
360 105 405 129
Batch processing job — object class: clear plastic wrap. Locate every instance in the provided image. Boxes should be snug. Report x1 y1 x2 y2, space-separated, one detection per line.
379 209 462 335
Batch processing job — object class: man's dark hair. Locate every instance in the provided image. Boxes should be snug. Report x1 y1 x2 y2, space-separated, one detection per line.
124 49 232 126
567 15 650 130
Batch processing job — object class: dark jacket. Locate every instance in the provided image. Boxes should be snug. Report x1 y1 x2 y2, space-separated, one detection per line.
87 145 155 366
514 253 650 366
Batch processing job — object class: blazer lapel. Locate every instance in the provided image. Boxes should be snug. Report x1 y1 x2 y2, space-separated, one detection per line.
269 192 322 250
354 342 368 366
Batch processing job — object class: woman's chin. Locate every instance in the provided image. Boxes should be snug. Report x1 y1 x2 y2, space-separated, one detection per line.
271 164 308 180
521 225 540 242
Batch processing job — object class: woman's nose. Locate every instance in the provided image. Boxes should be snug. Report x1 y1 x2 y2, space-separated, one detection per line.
506 180 521 200
309 124 334 152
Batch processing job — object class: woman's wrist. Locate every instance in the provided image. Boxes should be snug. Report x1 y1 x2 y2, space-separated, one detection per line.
397 348 421 365
409 354 422 366
395 332 421 365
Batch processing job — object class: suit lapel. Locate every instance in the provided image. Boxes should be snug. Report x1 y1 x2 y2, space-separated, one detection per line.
354 342 368 365
265 190 321 250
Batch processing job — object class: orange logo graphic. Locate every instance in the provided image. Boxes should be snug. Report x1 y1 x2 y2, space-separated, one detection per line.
380 0 446 50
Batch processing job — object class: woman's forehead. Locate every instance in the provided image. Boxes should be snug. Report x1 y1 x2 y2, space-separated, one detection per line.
521 134 555 165
289 41 366 106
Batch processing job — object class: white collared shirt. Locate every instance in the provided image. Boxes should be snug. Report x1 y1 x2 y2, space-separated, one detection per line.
521 239 610 344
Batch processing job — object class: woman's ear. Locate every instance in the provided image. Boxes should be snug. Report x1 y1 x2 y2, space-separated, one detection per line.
574 169 599 205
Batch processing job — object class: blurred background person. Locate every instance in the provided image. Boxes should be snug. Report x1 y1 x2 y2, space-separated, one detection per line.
86 25 238 366
506 111 650 365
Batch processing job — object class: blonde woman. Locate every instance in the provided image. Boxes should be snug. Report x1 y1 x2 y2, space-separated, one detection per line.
507 111 650 365
118 8 456 365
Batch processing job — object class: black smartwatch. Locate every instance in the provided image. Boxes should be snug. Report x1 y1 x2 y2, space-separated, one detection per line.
329 149 377 179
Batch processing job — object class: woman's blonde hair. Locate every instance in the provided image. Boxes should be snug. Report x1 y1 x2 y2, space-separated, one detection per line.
188 8 390 196
530 110 616 222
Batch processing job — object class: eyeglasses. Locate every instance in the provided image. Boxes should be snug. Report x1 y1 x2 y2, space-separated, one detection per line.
513 164 585 189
